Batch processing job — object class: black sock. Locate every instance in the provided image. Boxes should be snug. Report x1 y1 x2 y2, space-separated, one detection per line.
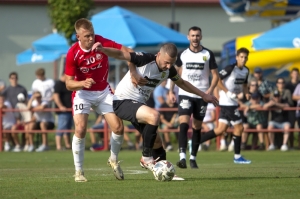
233 135 241 155
142 124 158 157
153 146 166 161
191 128 201 156
178 123 189 153
200 130 217 143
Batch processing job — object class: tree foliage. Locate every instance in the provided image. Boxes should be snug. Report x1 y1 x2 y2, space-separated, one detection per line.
48 0 94 45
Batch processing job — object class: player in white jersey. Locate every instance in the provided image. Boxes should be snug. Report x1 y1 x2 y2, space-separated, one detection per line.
93 42 218 179
169 26 219 169
200 47 251 164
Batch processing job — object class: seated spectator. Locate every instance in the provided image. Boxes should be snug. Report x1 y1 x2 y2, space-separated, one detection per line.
159 93 179 151
200 103 216 151
27 91 55 152
240 92 266 150
264 90 290 151
0 94 16 152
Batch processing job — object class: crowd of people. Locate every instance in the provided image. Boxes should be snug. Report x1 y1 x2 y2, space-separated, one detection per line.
1 18 300 181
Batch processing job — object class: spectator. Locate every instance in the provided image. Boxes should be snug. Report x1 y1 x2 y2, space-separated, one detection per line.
153 80 168 109
253 67 274 103
0 79 6 93
240 92 265 150
159 92 179 151
264 90 290 151
31 68 54 103
292 81 300 149
285 68 300 149
27 91 55 152
0 94 16 151
200 103 216 151
53 74 72 151
14 93 33 152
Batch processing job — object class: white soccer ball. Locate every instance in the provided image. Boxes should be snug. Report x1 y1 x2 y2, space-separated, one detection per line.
153 160 175 181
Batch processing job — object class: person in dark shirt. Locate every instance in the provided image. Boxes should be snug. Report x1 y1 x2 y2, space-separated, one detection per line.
264 90 290 151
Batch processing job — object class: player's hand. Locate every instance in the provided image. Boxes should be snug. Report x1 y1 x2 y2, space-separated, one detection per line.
203 94 219 107
130 72 148 87
168 91 177 103
59 106 67 111
83 78 96 89
92 42 103 52
226 91 237 100
205 89 213 95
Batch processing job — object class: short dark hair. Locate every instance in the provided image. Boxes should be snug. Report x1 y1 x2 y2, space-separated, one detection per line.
35 68 45 76
291 68 299 73
188 26 201 33
160 43 178 58
276 77 285 83
9 72 18 79
236 47 249 56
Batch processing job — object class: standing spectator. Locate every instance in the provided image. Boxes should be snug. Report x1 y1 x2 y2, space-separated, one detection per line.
2 72 28 150
0 79 6 93
153 80 168 109
285 68 300 149
31 68 54 103
170 26 219 169
253 67 274 103
159 92 179 151
0 94 16 151
27 91 55 152
264 90 290 151
53 73 72 151
200 47 251 164
240 92 265 150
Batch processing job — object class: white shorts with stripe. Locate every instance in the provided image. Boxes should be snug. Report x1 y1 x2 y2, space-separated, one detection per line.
72 86 114 115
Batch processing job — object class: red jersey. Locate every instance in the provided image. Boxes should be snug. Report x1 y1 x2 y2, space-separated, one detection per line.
65 35 122 91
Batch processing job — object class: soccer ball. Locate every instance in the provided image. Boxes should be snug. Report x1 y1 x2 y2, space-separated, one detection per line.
153 160 175 181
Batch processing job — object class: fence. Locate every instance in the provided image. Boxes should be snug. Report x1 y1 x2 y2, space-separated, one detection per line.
1 107 299 152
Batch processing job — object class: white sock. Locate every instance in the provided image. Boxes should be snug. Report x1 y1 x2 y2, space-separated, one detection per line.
142 156 154 164
180 152 186 160
190 155 196 160
110 132 124 162
220 139 226 146
234 154 241 159
72 135 85 171
230 140 234 146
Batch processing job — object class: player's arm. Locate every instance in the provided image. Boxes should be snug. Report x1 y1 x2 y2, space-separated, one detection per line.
206 68 219 95
65 75 95 91
93 42 131 61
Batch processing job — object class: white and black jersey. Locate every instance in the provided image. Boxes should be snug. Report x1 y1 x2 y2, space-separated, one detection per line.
219 64 249 106
176 47 217 98
114 52 179 104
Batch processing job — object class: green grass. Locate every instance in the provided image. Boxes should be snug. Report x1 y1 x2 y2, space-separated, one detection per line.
0 151 299 199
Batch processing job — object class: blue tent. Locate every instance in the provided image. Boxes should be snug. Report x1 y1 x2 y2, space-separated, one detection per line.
252 18 300 50
16 6 189 65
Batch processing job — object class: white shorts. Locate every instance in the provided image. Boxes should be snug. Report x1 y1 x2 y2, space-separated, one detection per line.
72 86 114 115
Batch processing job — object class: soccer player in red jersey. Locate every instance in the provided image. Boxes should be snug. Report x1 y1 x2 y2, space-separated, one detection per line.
65 18 143 182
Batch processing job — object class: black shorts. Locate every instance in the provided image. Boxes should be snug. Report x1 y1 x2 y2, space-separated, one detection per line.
219 106 242 126
178 95 208 120
33 122 55 130
113 99 145 134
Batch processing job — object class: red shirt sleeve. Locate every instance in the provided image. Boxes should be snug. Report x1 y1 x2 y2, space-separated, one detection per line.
96 35 122 50
65 47 76 76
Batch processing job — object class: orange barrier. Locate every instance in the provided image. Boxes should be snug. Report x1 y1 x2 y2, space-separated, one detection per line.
1 107 299 152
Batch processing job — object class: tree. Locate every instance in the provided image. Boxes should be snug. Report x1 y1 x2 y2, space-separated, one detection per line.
48 0 94 45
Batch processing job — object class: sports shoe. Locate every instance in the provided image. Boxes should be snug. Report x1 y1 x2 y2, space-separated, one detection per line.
172 175 185 181
107 158 124 180
176 159 187 169
189 159 198 169
23 145 29 152
35 145 49 152
139 157 156 172
219 144 227 151
165 145 173 152
27 145 35 152
90 144 104 152
268 144 275 151
4 142 10 152
12 145 21 152
201 144 209 151
74 170 87 182
233 156 251 164
228 143 234 152
280 144 288 152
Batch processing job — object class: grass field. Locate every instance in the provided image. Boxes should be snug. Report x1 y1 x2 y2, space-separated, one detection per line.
0 150 299 199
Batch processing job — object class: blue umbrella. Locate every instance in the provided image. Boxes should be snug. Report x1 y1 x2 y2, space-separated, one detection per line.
252 18 300 50
91 6 189 48
16 49 63 65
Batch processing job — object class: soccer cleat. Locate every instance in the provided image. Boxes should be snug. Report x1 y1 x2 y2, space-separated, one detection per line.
172 175 185 181
107 158 124 180
189 159 198 169
74 170 87 182
233 156 251 164
139 157 156 172
176 159 187 169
